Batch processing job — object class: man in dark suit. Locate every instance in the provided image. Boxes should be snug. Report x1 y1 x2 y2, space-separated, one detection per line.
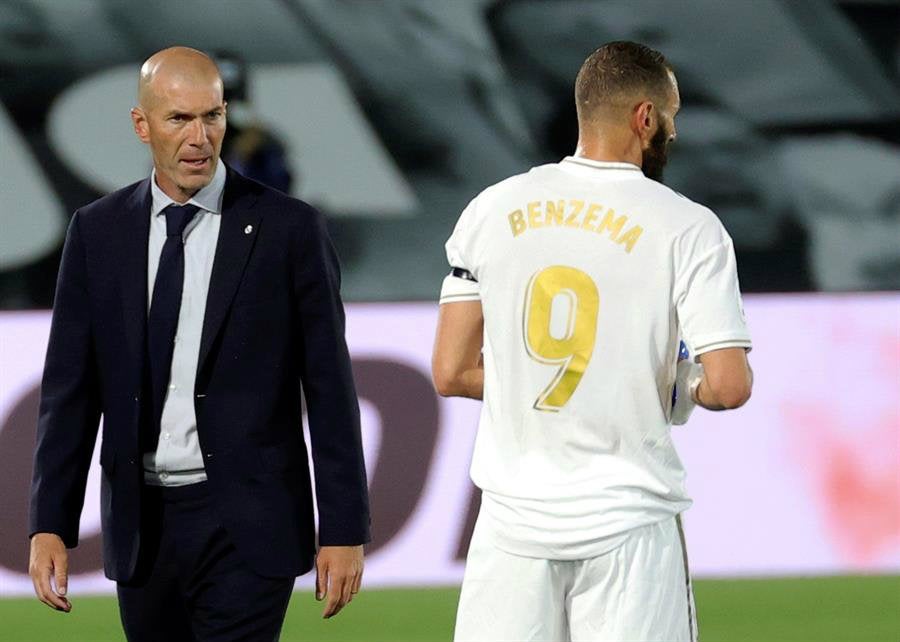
28 46 370 641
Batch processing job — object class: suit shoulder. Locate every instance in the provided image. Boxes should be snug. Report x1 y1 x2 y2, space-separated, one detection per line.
75 179 148 219
238 175 319 220
237 178 330 248
258 187 318 216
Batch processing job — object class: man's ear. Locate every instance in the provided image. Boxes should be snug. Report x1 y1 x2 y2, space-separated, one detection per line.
631 101 655 149
131 107 150 144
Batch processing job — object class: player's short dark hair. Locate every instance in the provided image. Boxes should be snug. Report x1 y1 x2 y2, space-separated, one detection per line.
575 41 673 121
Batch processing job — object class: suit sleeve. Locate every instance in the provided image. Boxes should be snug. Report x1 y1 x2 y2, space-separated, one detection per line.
29 211 102 548
293 207 371 546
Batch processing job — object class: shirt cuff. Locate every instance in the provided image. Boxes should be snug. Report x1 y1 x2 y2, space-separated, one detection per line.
439 274 480 304
688 333 753 358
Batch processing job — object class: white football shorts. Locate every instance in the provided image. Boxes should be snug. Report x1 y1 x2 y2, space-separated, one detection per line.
454 510 698 642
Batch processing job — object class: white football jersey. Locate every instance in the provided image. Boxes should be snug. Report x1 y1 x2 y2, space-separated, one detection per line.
440 157 751 560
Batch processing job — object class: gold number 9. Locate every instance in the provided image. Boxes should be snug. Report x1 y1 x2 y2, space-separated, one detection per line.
524 266 599 411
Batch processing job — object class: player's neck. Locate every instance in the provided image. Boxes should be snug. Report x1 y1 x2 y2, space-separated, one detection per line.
573 136 642 168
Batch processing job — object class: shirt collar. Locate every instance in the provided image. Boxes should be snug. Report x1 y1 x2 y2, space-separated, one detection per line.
560 156 642 173
150 160 226 217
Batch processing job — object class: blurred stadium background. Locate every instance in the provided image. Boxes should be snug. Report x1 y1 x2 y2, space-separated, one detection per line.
0 0 898 640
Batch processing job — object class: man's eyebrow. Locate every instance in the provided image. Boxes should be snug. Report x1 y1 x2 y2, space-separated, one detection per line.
162 107 223 118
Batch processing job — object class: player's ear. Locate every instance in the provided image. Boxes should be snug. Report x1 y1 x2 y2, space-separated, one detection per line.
632 101 654 145
131 107 151 144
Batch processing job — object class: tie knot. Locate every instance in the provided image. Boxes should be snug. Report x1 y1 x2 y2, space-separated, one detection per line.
163 204 201 238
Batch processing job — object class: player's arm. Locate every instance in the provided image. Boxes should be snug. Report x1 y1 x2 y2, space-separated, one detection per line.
673 218 754 422
432 300 484 400
671 346 751 423
694 347 752 410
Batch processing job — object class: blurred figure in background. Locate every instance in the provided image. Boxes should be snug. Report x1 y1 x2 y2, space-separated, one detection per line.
224 124 293 195
433 42 752 642
215 51 294 195
28 46 369 640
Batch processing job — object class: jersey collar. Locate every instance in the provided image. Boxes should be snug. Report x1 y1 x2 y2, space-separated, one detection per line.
561 156 641 173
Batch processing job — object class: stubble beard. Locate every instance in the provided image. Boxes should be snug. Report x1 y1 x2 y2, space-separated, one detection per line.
641 125 669 183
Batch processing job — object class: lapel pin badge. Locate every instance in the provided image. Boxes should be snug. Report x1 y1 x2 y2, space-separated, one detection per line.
244 225 253 235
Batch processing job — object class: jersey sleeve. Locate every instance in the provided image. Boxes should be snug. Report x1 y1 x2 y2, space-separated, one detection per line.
439 199 481 304
674 215 752 357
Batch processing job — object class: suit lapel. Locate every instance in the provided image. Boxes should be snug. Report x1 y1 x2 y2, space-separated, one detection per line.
120 179 152 372
197 170 263 373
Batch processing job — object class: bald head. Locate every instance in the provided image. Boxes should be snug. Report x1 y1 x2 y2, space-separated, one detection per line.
131 46 227 202
138 46 223 110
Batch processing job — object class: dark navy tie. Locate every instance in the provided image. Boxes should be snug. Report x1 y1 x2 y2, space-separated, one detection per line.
144 203 200 450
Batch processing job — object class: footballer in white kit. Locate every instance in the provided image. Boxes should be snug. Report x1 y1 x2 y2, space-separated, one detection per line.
433 42 753 642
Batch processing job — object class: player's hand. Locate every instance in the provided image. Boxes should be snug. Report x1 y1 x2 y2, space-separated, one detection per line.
315 545 364 619
29 532 71 612
672 354 703 425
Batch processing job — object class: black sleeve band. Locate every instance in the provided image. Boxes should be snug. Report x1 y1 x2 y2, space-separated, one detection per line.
450 267 478 282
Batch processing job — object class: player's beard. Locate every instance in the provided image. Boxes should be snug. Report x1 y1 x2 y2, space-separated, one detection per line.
641 123 670 183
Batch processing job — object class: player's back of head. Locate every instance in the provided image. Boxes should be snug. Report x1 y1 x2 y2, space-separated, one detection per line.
575 41 674 126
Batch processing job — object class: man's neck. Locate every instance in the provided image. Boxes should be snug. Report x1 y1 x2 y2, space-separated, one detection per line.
573 136 642 167
153 172 200 204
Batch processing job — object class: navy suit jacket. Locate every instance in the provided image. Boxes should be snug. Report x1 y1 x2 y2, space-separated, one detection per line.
29 167 371 581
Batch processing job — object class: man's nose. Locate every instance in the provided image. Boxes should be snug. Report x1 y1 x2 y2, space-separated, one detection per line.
186 119 209 146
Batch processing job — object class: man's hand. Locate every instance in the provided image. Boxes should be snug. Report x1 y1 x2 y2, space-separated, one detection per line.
315 545 364 619
29 533 71 612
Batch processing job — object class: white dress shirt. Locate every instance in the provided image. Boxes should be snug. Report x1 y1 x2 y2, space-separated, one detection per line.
142 162 225 486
